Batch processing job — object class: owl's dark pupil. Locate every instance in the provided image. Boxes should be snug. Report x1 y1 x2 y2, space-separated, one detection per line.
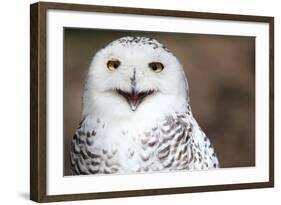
113 63 118 68
152 64 157 70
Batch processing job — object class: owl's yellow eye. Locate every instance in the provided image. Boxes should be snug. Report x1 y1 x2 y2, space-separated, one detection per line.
148 62 164 73
107 60 120 71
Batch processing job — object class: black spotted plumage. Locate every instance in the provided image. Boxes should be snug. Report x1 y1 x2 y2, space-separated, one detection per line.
70 107 219 175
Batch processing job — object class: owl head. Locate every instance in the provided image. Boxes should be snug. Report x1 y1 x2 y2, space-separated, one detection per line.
82 36 189 121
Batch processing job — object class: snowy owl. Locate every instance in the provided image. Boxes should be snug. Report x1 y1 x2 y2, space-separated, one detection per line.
70 36 219 175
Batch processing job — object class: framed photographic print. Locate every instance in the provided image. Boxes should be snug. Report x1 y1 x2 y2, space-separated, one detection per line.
30 1 274 202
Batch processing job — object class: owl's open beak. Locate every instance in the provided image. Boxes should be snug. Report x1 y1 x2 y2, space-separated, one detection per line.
116 89 154 111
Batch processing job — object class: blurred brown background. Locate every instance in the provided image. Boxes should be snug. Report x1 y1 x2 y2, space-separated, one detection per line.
63 28 255 176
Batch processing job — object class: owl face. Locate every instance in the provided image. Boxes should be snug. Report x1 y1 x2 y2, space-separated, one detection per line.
83 37 188 119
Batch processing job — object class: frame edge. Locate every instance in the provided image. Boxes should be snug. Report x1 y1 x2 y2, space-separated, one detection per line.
30 2 48 203
269 17 274 188
37 1 274 22
30 2 39 202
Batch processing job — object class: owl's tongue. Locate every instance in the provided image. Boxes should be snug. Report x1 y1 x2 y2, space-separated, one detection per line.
128 93 144 111
128 96 139 111
128 92 145 103
116 89 154 111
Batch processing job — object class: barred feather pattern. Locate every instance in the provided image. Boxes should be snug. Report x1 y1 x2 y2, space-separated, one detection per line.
70 107 219 175
70 105 219 175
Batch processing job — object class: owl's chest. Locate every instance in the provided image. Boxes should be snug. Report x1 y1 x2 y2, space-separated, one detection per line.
71 113 219 175
80 119 192 174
